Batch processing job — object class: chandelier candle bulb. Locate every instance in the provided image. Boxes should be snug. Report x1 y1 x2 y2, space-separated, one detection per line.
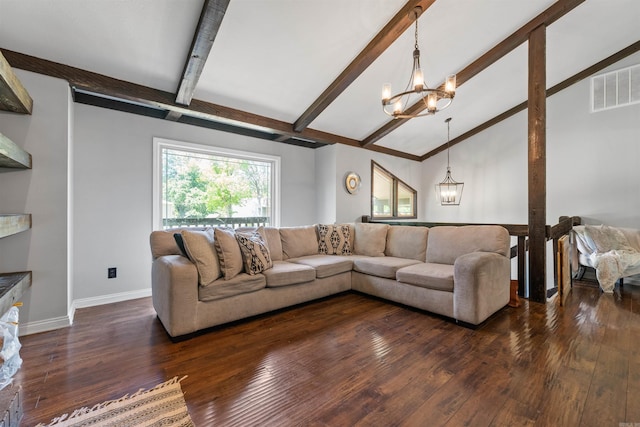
445 74 457 93
382 83 391 102
427 92 438 111
394 100 403 115
413 68 424 90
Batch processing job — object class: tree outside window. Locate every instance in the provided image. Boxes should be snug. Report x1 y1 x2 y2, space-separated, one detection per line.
154 139 279 229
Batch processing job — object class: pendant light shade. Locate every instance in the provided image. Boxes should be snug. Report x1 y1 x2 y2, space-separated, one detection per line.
435 118 464 206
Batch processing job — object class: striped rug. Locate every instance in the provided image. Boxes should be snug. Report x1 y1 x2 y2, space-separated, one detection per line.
36 377 194 427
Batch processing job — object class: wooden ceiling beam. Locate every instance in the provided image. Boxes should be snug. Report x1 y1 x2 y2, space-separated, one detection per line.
361 0 586 148
419 40 640 161
292 0 435 133
0 48 422 161
175 0 230 106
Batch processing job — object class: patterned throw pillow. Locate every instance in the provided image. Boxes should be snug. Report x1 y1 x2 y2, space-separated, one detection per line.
317 224 352 255
235 232 273 275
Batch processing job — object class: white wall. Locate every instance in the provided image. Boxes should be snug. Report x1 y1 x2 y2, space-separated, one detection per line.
315 145 337 224
421 52 640 289
72 104 318 303
0 70 71 331
333 144 424 224
423 52 640 227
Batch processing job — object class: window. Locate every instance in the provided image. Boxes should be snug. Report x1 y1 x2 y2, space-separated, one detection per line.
153 138 280 230
371 161 417 219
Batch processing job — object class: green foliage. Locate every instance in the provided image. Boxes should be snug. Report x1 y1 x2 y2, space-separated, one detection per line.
162 150 269 219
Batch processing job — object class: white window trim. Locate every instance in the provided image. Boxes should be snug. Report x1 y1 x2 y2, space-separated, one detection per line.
152 137 281 230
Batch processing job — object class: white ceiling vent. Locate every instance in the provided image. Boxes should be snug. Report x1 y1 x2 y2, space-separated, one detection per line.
591 64 640 112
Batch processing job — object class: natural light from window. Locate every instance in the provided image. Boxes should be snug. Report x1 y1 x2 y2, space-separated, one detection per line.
371 161 417 219
153 138 280 230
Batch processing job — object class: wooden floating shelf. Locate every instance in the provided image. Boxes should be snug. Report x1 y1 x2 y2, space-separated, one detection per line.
0 132 31 169
0 50 33 114
0 214 31 239
0 271 31 318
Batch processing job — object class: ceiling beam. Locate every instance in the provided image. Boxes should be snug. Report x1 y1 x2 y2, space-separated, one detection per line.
175 0 230 106
419 39 640 161
0 48 422 162
361 0 586 148
292 0 435 133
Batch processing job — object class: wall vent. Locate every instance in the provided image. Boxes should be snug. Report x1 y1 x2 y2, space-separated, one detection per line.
591 63 640 112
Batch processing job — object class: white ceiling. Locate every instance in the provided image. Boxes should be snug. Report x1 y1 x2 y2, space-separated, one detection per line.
0 0 638 158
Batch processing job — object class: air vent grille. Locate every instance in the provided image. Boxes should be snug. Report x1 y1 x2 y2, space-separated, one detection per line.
591 64 640 112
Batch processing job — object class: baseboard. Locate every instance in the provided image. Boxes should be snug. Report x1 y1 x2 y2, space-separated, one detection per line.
72 288 152 310
19 315 71 336
19 288 152 336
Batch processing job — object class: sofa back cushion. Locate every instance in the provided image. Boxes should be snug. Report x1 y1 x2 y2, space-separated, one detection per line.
317 224 353 255
150 227 206 259
354 223 389 257
280 225 319 259
385 225 429 261
214 227 244 280
258 226 284 261
426 225 510 264
180 228 222 286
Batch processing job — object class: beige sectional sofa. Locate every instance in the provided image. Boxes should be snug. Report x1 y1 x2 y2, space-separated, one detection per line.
150 223 511 339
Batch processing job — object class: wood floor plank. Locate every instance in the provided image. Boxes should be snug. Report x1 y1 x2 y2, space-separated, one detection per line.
14 282 640 426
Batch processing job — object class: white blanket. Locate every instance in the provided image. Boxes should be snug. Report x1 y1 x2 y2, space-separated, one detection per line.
583 225 640 293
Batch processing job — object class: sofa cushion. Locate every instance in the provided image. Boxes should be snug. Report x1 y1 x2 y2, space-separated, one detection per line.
426 226 510 265
317 224 352 255
214 227 244 280
150 227 206 259
198 273 266 302
353 256 422 279
354 223 389 257
179 228 221 287
385 225 429 261
262 261 316 287
280 225 319 259
258 226 284 261
396 262 454 292
235 231 273 275
289 254 353 278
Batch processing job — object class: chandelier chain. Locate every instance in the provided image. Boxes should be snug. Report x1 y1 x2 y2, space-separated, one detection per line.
446 117 451 168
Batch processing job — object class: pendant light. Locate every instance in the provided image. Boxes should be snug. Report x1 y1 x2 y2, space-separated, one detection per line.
435 117 464 205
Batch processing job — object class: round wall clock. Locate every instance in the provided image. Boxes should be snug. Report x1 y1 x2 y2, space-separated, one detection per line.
344 172 361 194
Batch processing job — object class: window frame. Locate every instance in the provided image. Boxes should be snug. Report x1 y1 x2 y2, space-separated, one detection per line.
152 137 281 230
370 160 417 220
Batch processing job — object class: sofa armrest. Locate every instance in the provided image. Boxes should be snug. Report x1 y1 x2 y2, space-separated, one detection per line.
453 252 510 325
152 255 199 337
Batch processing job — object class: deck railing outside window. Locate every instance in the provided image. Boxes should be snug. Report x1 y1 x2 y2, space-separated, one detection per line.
162 216 269 230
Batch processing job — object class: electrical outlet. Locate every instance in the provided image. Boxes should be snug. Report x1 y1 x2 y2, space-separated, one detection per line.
108 267 117 279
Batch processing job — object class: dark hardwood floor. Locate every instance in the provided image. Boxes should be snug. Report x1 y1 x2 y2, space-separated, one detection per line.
15 279 640 426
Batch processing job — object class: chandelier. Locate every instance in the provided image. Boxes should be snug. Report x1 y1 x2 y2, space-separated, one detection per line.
435 117 464 205
381 6 456 119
